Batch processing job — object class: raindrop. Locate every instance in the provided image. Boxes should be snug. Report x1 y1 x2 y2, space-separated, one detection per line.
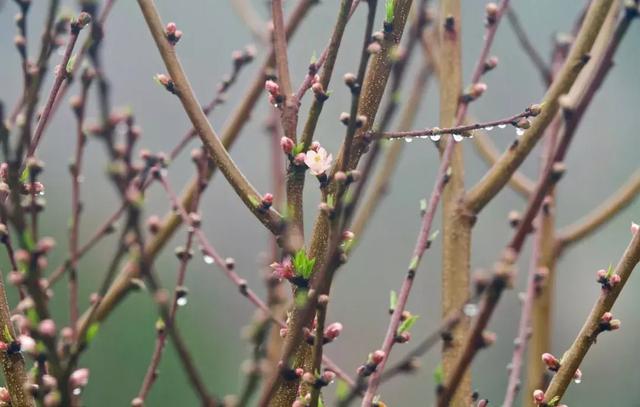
203 255 215 265
418 135 429 139
574 378 582 384
405 137 413 143
73 388 82 396
37 191 45 197
498 124 507 129
430 134 441 142
484 126 494 131
463 303 478 317
453 134 463 143
177 297 188 307
516 128 525 136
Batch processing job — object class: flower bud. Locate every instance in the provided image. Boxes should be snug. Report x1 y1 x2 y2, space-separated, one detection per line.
70 368 90 388
339 112 351 125
485 3 499 25
38 319 56 338
264 80 279 95
541 352 560 370
532 389 544 404
343 73 357 87
483 56 499 72
324 322 343 341
371 350 386 365
631 222 639 235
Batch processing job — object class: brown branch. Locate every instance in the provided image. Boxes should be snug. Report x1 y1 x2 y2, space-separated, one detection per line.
465 0 615 215
558 169 640 251
506 7 552 84
136 0 283 235
542 230 640 405
471 132 535 197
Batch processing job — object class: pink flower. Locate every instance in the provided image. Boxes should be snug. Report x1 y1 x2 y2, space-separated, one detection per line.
270 257 294 280
304 147 332 176
631 222 639 235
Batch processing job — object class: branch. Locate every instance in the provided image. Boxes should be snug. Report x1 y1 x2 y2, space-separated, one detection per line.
465 0 614 214
471 131 534 197
541 229 640 405
558 169 640 251
506 7 552 84
136 0 283 234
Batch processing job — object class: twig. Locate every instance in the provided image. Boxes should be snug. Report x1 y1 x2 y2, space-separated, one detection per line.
136 0 283 234
27 14 91 158
373 108 536 139
557 169 640 251
542 230 640 405
506 7 552 84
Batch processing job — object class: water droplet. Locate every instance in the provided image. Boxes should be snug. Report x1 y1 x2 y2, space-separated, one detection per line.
484 126 494 131
574 378 582 384
405 137 413 143
453 134 463 143
37 191 45 197
463 303 478 317
177 297 188 307
73 388 82 396
203 255 215 265
418 135 429 139
516 128 525 136
430 134 441 142
498 124 507 129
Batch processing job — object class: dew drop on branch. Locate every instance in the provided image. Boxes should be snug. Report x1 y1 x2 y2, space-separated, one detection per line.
463 303 478 317
516 128 525 136
453 134 463 143
430 134 441 142
484 126 494 131
498 124 507 129
203 254 215 265
405 137 413 143
177 297 188 307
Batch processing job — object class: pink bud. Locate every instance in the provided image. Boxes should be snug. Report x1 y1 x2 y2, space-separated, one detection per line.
70 368 90 388
477 400 489 407
601 312 613 323
294 368 304 377
324 322 343 340
610 274 621 286
0 342 6 352
310 141 321 152
280 137 294 155
0 387 9 403
8 271 23 286
541 353 560 370
262 193 274 206
471 82 487 98
532 389 545 404
596 269 607 281
322 370 336 383
292 401 305 407
371 350 386 365
293 153 306 166
166 22 177 35
343 230 355 240
356 365 366 376
264 80 279 95
155 73 171 86
18 335 36 354
38 319 56 337
631 222 639 235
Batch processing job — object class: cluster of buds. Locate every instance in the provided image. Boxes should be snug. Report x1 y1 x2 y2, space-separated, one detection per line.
165 22 183 45
264 80 283 106
339 112 367 128
596 268 621 290
357 349 386 377
598 311 621 332
301 369 336 389
155 73 176 94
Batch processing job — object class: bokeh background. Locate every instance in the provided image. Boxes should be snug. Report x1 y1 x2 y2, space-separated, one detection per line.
0 0 639 405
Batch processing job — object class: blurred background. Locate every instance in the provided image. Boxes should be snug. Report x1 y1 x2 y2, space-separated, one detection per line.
0 0 639 405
